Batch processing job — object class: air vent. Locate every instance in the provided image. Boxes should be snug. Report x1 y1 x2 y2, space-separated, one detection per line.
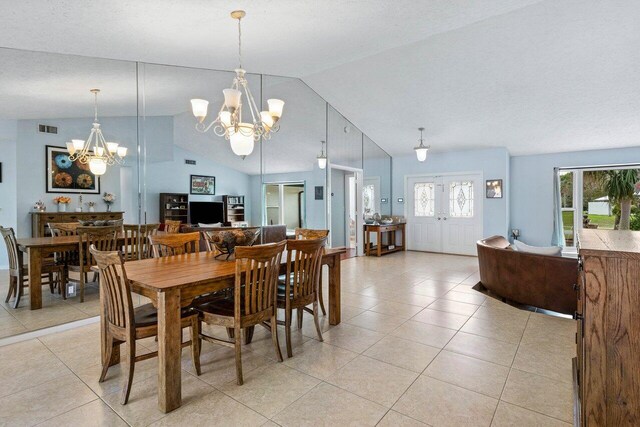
185 159 196 165
38 124 58 134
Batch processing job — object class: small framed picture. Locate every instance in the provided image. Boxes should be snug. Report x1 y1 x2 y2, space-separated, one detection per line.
190 175 215 195
314 186 324 200
486 179 503 198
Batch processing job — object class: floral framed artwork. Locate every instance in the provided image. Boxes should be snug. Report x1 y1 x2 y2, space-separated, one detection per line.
190 175 216 195
485 179 503 199
46 145 101 194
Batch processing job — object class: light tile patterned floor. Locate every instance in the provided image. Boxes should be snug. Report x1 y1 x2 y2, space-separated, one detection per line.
0 251 575 426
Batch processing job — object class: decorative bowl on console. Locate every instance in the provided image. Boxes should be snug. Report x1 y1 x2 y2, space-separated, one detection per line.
202 228 261 260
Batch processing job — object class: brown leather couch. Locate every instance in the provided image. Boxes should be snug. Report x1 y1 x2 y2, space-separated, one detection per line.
476 236 578 315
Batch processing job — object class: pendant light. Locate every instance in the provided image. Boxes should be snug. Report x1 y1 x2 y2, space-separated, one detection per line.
414 127 430 162
317 141 327 169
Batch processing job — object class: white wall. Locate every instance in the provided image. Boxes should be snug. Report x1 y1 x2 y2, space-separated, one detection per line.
330 168 347 247
510 146 640 246
392 148 510 239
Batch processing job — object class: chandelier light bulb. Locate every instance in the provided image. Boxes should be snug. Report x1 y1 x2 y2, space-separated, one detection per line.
89 157 107 176
260 111 274 129
116 146 128 157
267 99 285 119
219 111 232 127
229 125 255 158
190 99 209 121
65 141 76 155
106 142 119 153
95 146 105 157
414 127 430 162
223 88 242 110
317 141 327 169
72 139 85 151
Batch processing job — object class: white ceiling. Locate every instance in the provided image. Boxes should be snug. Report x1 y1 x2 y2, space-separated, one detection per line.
0 0 638 156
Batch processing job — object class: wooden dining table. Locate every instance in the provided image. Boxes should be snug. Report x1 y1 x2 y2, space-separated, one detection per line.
108 247 345 413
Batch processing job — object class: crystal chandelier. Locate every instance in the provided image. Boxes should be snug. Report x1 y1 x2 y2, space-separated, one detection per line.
66 89 127 176
190 10 284 159
414 127 430 162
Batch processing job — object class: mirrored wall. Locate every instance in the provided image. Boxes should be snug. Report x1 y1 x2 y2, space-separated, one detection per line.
0 47 391 338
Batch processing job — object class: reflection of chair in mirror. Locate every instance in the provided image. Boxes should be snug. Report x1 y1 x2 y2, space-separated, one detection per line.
1 226 65 308
72 226 119 302
278 237 327 357
148 232 200 258
122 224 159 261
164 220 182 233
49 222 80 236
202 228 261 259
195 241 286 385
91 245 200 404
294 228 330 316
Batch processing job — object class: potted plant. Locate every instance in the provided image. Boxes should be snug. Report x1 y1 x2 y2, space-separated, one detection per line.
103 192 116 212
86 201 96 212
53 196 71 212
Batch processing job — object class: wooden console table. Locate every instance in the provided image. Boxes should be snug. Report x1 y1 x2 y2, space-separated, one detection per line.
31 211 124 237
364 223 406 256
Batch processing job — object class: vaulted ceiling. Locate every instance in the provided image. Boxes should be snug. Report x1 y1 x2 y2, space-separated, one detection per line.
1 0 638 156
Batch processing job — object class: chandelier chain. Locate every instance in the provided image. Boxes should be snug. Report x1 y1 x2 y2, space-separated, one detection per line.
93 91 99 122
237 16 242 69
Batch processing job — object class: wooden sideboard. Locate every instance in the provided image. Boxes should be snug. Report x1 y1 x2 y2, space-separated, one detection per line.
575 229 640 426
364 223 406 256
31 211 124 237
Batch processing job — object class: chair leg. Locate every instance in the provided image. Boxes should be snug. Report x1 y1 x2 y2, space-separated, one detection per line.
190 318 201 376
13 275 24 309
285 307 293 358
92 272 98 283
48 273 54 294
99 335 114 383
60 269 67 300
234 324 243 385
121 340 136 405
318 276 327 316
5 275 16 303
270 314 284 362
313 300 324 342
226 328 235 339
79 270 85 302
297 307 303 329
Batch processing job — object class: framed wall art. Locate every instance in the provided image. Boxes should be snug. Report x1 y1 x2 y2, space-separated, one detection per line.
190 174 216 195
46 145 100 194
486 179 503 199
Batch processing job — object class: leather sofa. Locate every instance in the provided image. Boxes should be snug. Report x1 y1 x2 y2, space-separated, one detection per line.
476 236 578 315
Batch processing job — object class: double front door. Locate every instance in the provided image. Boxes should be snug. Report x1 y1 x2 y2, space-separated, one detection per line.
407 174 482 256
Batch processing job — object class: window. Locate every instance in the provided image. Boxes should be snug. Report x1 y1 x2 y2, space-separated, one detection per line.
449 181 474 217
414 182 435 217
264 182 305 230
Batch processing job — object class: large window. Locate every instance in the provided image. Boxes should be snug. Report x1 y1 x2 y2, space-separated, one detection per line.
263 182 305 230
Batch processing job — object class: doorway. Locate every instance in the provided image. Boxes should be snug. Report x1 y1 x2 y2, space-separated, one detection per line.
406 173 483 256
329 166 363 255
263 182 305 230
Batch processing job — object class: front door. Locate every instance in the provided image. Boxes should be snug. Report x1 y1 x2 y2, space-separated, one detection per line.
407 174 482 255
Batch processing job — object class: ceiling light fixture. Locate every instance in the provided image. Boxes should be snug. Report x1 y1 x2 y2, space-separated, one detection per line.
317 140 327 169
414 127 430 162
66 89 127 176
190 10 284 159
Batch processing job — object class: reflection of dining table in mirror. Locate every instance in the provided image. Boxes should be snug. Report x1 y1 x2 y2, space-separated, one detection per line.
114 246 346 413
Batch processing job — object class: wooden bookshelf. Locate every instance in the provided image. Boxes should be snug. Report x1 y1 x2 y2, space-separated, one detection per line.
222 195 245 225
159 193 189 224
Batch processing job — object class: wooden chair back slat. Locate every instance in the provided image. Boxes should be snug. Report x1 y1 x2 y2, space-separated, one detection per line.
49 222 80 236
77 226 119 270
148 232 200 258
0 227 20 271
294 228 329 241
285 238 326 300
235 241 286 318
122 224 159 261
164 220 182 234
90 246 133 331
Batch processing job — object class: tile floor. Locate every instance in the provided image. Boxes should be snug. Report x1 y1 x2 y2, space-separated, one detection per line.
0 251 575 426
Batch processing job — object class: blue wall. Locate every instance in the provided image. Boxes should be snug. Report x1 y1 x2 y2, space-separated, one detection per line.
510 146 640 246
392 148 510 239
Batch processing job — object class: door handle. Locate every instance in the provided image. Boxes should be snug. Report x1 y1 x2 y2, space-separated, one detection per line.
443 217 447 220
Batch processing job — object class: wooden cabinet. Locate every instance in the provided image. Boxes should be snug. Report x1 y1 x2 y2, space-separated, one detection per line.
222 195 245 225
364 223 406 256
576 229 640 426
159 193 189 224
31 211 124 237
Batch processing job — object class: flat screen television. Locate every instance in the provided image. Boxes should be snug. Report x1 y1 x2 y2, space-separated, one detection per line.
189 201 224 225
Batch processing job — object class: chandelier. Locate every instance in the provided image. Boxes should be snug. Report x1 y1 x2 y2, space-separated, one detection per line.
317 141 327 169
414 127 430 162
66 89 127 176
190 10 284 159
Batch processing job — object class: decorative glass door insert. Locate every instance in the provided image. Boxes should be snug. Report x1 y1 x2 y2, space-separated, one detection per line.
414 182 435 217
449 181 474 217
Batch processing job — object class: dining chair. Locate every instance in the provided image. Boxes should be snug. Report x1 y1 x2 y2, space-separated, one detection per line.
148 232 200 258
71 226 119 302
49 221 81 296
90 245 201 404
122 224 159 261
1 226 65 308
164 220 182 233
48 222 80 236
294 228 330 315
278 237 327 357
195 241 286 385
